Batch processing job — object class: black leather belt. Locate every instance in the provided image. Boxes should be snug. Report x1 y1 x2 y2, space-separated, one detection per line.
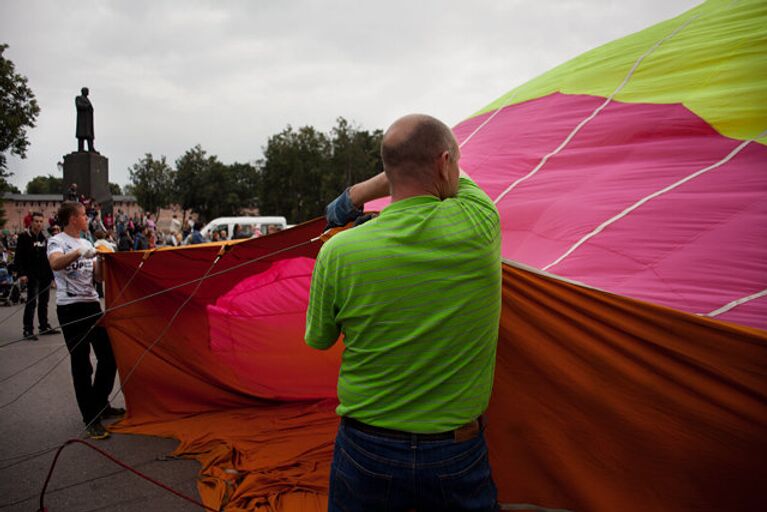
342 416 483 442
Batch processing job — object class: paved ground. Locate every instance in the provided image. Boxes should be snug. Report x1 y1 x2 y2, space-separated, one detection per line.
0 297 202 512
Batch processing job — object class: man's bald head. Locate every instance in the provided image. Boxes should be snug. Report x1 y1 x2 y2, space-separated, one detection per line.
381 114 458 181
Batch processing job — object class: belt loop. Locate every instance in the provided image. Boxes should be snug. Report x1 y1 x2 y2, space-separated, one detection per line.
410 433 417 449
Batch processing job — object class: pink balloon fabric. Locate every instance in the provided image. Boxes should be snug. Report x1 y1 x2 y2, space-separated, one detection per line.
372 93 766 329
207 256 343 400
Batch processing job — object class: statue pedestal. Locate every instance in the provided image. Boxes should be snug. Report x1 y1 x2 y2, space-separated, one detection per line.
62 151 113 215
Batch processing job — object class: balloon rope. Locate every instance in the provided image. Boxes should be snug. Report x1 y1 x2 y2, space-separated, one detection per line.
37 439 219 512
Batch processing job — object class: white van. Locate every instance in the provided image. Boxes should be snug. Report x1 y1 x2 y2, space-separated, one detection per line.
200 216 288 241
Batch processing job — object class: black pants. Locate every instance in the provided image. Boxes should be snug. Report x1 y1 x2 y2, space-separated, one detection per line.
57 302 117 425
23 277 50 332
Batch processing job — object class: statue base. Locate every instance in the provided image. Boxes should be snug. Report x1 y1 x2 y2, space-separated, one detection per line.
62 151 113 215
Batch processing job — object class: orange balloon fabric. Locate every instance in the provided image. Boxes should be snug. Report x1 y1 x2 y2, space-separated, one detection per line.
489 262 767 511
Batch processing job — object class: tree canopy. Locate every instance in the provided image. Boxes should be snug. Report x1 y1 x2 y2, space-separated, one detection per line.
0 44 39 172
175 145 259 222
0 44 40 226
258 117 382 223
26 174 63 194
125 117 380 224
127 153 176 216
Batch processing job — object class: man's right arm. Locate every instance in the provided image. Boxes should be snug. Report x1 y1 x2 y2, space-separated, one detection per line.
325 172 390 228
348 172 390 208
48 241 96 271
48 250 82 271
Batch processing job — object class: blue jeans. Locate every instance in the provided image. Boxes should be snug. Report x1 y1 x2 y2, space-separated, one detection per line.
329 419 498 511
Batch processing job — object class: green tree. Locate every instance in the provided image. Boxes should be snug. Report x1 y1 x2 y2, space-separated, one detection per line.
257 118 382 223
0 44 40 226
258 126 330 223
26 174 63 194
218 161 260 218
327 117 383 199
175 145 213 221
109 182 122 195
174 145 259 222
128 153 175 215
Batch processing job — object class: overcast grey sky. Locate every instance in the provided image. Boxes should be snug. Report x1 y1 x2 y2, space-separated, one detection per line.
1 0 700 191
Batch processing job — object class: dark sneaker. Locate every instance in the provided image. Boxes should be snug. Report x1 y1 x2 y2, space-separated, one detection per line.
23 330 38 341
101 406 126 419
39 325 61 335
85 422 110 440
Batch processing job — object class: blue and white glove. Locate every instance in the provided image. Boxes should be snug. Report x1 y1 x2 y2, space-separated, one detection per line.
325 188 363 229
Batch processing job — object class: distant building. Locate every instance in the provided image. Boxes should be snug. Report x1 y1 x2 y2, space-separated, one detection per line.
1 193 139 231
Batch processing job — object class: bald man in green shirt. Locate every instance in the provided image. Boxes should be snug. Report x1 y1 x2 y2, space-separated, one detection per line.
306 114 501 511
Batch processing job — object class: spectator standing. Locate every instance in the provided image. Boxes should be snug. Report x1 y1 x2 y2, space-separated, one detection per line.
103 211 114 231
147 229 157 249
189 222 205 245
47 201 123 440
169 214 182 236
132 213 141 230
90 210 106 234
66 183 80 202
115 209 127 235
16 212 59 340
133 227 149 251
145 213 156 232
117 231 133 252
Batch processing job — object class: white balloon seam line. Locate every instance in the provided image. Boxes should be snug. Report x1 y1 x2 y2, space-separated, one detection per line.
706 288 767 318
491 12 702 207
541 130 765 272
457 94 514 150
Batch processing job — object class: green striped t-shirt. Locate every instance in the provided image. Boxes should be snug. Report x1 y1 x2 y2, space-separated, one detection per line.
305 177 501 433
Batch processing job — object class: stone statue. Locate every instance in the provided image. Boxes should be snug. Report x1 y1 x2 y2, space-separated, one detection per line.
75 87 96 152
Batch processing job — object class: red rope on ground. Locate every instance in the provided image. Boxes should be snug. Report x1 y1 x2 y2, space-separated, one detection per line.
37 438 218 512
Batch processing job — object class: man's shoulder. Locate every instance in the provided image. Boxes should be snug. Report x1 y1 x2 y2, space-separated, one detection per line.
49 233 80 246
321 220 381 258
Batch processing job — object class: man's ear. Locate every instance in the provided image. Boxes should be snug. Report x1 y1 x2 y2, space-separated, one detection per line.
436 151 451 182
